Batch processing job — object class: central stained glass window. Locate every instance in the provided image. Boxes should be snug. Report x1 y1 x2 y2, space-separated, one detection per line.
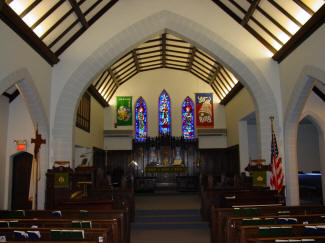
159 90 171 135
182 96 195 139
135 97 147 141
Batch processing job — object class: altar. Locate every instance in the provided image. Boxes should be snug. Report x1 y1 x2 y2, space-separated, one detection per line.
145 165 187 173
132 135 199 191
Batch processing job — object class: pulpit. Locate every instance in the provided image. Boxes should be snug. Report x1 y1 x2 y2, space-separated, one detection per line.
45 166 73 209
245 159 271 187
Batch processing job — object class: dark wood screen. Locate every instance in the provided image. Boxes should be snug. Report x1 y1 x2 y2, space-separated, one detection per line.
76 92 90 132
199 145 239 176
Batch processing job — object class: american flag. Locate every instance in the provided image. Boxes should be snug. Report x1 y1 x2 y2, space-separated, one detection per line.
270 122 284 192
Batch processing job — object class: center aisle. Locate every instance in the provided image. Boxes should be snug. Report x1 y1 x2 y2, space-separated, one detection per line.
131 192 210 243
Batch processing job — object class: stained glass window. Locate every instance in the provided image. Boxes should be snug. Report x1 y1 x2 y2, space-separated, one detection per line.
182 96 195 139
135 97 147 141
159 90 171 135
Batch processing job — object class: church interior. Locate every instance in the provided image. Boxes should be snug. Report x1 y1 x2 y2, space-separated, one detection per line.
1 0 325 242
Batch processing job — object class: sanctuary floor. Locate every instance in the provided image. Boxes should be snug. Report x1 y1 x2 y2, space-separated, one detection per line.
131 191 210 243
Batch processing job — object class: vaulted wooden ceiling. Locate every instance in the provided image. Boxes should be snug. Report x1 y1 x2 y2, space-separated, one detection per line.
1 0 324 105
89 32 242 106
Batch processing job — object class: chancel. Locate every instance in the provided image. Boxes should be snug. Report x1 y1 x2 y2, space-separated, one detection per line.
1 0 325 242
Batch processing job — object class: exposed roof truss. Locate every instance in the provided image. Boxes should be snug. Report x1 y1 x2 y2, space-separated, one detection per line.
91 33 243 106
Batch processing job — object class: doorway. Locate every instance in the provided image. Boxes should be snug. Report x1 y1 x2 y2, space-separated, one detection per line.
11 152 33 210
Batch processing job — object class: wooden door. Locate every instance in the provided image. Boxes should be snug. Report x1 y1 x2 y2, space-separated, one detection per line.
11 152 33 210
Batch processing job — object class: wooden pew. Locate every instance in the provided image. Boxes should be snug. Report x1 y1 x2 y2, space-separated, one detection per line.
210 205 325 243
228 215 325 243
251 236 325 242
201 187 284 220
240 222 325 243
0 218 119 243
0 227 112 243
4 242 97 243
0 210 129 243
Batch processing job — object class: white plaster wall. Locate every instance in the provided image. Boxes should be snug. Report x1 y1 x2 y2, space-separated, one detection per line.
74 95 104 150
280 25 325 116
50 0 282 166
0 21 52 123
297 123 320 173
248 124 258 160
104 137 132 151
5 95 35 209
225 88 256 147
0 96 9 209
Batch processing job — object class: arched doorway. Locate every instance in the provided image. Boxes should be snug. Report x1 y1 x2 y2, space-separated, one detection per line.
11 152 33 210
297 117 322 204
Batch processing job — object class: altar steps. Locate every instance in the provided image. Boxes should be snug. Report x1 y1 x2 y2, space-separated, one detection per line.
132 209 208 230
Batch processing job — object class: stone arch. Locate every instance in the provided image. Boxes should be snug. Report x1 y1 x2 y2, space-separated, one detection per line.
0 68 49 209
52 10 279 176
284 65 325 205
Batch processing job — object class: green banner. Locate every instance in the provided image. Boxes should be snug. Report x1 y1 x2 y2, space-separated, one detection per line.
54 173 69 188
116 96 132 126
252 171 267 187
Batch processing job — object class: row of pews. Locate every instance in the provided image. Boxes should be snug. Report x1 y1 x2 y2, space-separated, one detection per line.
0 203 130 243
200 179 325 243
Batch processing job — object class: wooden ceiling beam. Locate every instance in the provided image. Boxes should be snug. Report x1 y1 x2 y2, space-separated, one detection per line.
241 0 261 26
2 89 20 103
273 4 325 63
68 0 89 29
100 76 113 95
218 67 232 89
0 1 59 65
20 0 42 18
213 0 276 53
210 83 223 101
55 0 118 57
132 49 141 72
108 67 119 88
215 75 228 94
313 86 325 102
30 0 65 30
250 17 284 45
187 47 196 71
293 0 315 15
162 33 166 68
165 66 188 72
94 70 109 88
255 4 292 37
208 65 219 85
267 0 302 27
102 78 115 99
190 70 210 84
87 85 108 107
220 82 244 105
119 70 138 84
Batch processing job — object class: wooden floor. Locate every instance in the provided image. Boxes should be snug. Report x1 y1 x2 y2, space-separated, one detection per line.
131 191 210 243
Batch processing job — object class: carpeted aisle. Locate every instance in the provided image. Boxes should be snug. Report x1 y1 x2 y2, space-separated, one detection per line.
131 192 210 243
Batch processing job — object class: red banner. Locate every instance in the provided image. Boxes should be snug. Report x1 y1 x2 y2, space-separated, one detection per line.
195 93 214 128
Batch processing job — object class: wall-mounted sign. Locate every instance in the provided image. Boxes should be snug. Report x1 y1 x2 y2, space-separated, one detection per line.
14 139 27 151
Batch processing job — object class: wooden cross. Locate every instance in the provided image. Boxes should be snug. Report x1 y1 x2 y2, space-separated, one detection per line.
31 126 46 153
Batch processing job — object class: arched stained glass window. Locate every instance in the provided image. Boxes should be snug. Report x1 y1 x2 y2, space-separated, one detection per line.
135 97 147 141
182 96 195 139
159 90 171 135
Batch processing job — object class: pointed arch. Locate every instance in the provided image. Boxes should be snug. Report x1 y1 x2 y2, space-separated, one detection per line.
182 96 195 139
135 96 148 141
158 90 171 135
